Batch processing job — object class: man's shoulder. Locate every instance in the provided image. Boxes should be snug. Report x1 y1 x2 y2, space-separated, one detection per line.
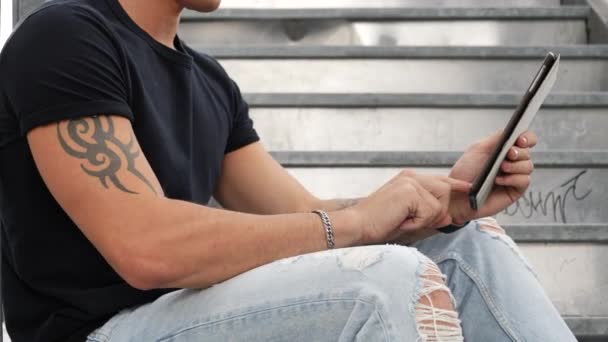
0 0 129 140
0 0 119 75
12 0 108 35
2 0 115 61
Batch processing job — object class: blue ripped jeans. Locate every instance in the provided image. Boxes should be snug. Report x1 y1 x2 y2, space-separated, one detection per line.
87 218 576 342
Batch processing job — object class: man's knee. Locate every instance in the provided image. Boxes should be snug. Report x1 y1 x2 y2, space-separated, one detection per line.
337 245 463 341
415 254 463 341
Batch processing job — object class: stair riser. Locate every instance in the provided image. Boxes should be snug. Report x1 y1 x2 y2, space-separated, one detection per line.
219 59 608 93
219 0 562 8
284 167 607 224
519 243 608 317
181 20 586 46
252 107 608 151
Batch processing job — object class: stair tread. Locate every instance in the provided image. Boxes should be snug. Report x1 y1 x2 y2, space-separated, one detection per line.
564 317 608 337
198 45 608 59
217 0 565 9
503 224 608 242
182 6 591 20
196 45 608 58
243 92 608 107
215 57 607 93
270 150 608 167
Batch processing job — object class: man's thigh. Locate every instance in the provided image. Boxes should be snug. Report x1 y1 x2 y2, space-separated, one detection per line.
87 245 427 342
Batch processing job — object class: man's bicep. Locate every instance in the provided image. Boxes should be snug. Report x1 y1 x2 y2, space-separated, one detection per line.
26 115 163 246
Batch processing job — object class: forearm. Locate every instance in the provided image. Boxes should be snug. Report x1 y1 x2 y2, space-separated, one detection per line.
316 198 363 212
318 198 440 245
124 197 362 289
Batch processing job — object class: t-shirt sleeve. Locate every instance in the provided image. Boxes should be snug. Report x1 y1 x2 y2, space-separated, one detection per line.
0 4 133 135
224 80 260 154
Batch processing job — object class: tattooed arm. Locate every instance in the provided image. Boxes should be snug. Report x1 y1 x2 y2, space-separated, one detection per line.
56 116 161 195
27 115 363 290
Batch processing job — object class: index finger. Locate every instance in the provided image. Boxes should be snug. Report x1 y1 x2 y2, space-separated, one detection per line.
441 176 472 193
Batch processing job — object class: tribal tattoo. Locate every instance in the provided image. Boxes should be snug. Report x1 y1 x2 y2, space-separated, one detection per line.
57 116 157 195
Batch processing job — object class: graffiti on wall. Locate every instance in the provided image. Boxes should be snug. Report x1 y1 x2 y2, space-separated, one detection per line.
503 170 592 223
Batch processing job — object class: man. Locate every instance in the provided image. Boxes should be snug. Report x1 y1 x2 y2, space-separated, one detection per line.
0 0 576 341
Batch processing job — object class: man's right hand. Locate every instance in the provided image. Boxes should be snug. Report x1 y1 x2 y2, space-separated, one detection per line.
347 170 471 245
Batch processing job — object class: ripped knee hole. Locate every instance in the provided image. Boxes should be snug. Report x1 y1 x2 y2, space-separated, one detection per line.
415 258 464 342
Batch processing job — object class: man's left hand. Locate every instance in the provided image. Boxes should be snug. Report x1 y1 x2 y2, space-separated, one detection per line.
448 130 538 223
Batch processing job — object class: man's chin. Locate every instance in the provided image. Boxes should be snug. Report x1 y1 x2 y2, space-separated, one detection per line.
183 0 221 12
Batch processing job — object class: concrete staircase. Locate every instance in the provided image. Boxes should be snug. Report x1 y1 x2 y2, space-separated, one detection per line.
180 0 608 340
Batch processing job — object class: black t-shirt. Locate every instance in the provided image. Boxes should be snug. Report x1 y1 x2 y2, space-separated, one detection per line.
0 0 259 341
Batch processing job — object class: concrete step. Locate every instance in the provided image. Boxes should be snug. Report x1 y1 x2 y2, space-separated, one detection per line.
244 92 608 107
272 151 608 167
202 46 608 93
565 317 608 341
186 7 591 19
504 224 608 243
270 152 607 224
246 93 608 151
219 0 564 8
180 7 590 46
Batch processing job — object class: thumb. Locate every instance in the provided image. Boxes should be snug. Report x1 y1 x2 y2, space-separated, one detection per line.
480 129 504 149
470 129 504 155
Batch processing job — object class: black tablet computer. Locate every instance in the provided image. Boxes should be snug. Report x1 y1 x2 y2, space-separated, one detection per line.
468 52 560 210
